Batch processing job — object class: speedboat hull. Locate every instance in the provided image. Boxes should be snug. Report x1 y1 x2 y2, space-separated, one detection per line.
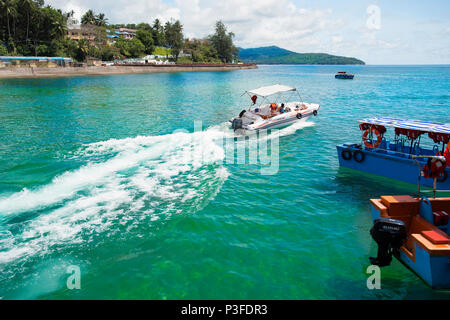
230 102 320 133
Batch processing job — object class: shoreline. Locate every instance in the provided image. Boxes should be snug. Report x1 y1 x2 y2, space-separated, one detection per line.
0 63 257 79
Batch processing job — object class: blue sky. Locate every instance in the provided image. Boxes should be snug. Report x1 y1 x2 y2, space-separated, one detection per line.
48 0 450 64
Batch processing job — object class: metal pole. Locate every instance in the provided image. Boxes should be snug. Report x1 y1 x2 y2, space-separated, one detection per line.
433 178 437 199
413 157 421 197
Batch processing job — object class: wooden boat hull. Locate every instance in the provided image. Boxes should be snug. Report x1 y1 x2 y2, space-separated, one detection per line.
370 197 450 289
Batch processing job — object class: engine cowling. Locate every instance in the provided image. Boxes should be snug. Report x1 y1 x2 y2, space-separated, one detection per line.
232 118 243 131
369 217 407 267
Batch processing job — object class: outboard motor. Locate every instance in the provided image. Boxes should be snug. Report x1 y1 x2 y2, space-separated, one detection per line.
369 217 407 267
232 118 243 132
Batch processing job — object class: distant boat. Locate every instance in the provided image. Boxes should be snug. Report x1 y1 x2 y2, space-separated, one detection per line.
335 71 354 79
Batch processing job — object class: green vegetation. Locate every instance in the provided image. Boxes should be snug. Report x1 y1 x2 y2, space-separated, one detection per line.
136 29 154 54
238 46 365 65
208 21 238 63
81 10 108 26
115 37 145 58
0 0 239 64
153 47 171 56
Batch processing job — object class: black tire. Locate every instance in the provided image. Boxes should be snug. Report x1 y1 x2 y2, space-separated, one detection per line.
437 170 448 183
341 149 352 161
353 150 365 163
313 110 318 116
296 113 302 119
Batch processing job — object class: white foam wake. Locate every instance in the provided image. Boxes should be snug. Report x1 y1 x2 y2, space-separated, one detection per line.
0 128 229 264
0 120 314 264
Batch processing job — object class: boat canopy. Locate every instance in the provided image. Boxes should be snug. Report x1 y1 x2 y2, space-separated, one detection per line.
359 117 450 143
359 117 450 134
247 84 296 97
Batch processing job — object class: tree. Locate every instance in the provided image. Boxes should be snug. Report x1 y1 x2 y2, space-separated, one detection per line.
208 21 238 63
116 37 145 58
136 29 154 54
20 0 36 43
184 38 220 63
95 13 108 27
152 18 164 46
51 11 68 38
1 0 17 47
164 20 183 61
0 43 7 55
137 22 152 32
81 10 96 25
76 38 89 61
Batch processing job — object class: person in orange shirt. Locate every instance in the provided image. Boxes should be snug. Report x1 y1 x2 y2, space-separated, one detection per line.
444 142 450 167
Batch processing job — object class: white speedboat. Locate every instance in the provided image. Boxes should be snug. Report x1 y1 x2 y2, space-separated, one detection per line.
230 84 320 133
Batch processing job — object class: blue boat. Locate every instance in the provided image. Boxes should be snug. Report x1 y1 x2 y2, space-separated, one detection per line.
336 117 450 189
335 71 354 79
369 192 450 289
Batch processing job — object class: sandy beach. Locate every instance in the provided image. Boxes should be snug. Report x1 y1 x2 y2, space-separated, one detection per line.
0 63 257 79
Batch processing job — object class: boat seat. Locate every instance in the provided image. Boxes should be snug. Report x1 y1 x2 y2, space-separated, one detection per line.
421 230 450 244
419 197 450 234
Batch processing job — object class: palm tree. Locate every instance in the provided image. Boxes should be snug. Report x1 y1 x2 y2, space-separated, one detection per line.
81 9 96 25
77 38 89 61
95 13 108 27
1 0 17 42
51 15 68 39
20 0 35 43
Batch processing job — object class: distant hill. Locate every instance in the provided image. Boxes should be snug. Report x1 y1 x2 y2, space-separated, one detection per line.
238 46 365 65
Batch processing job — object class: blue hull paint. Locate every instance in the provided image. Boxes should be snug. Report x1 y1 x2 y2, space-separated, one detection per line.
337 144 450 190
400 244 450 289
335 75 354 79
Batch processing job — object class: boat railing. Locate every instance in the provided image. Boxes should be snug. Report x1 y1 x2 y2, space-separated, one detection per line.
360 137 442 160
357 142 431 159
412 155 448 198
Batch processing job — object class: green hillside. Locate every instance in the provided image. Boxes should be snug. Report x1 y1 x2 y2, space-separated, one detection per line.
238 46 365 65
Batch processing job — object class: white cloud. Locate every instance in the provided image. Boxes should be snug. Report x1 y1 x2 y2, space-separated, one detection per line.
46 0 450 64
48 0 341 52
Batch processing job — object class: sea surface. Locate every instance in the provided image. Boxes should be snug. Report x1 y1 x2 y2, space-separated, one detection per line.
0 65 449 299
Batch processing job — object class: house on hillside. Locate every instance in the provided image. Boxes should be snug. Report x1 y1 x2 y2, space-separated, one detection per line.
107 34 120 44
115 28 137 39
68 24 101 43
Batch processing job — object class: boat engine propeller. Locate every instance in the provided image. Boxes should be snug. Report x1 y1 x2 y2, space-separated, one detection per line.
369 217 407 267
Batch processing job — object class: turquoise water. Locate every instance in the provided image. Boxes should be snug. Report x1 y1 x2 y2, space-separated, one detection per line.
0 65 449 299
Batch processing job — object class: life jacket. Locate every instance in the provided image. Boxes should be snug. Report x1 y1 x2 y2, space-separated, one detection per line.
423 154 446 179
445 147 450 167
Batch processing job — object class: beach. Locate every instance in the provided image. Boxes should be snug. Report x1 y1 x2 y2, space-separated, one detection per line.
0 63 257 79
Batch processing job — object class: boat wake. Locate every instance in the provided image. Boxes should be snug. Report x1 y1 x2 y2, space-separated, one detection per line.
0 121 314 265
